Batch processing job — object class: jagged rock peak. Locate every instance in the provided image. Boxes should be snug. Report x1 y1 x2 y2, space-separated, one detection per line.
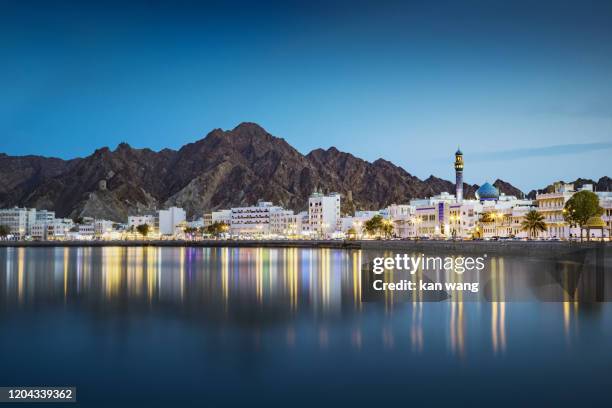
232 122 267 134
115 142 132 151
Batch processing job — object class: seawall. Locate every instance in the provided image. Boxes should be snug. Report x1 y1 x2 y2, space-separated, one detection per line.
0 239 609 258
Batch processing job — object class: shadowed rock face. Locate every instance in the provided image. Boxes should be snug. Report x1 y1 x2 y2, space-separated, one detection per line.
493 179 525 198
0 123 528 221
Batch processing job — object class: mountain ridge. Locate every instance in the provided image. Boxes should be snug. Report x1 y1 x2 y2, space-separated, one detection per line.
1 122 603 221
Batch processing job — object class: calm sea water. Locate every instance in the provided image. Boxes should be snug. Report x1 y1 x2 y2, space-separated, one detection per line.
1 246 611 407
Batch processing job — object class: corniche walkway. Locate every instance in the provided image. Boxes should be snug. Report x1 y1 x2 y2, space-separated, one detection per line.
0 239 609 258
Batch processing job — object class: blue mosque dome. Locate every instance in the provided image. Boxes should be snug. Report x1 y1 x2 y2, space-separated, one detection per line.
475 182 499 201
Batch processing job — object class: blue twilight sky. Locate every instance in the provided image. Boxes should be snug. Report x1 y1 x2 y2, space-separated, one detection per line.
1 0 611 191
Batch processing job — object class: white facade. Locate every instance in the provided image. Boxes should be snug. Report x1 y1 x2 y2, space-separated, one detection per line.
46 219 74 239
35 210 55 224
203 213 213 227
186 218 204 229
387 204 413 219
0 207 37 237
158 207 186 235
308 192 341 236
230 201 281 236
95 219 114 236
412 200 483 239
30 222 47 240
212 209 232 225
340 216 357 233
78 223 95 237
354 210 380 219
410 192 456 207
269 209 298 235
296 211 310 235
128 215 156 229
600 192 612 239
386 204 416 238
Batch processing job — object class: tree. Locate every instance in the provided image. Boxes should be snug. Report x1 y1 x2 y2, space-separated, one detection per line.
136 224 150 237
0 225 10 238
363 215 384 238
381 219 394 238
520 210 547 239
346 227 357 240
479 212 495 223
183 227 199 240
362 215 394 239
206 222 229 237
564 190 603 241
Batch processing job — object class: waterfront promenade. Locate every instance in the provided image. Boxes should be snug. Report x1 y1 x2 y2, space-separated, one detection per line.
1 239 609 257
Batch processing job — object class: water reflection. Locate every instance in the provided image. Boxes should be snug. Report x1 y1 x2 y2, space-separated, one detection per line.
0 246 608 358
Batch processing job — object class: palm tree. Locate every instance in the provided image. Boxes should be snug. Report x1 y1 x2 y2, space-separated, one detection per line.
520 210 546 239
381 219 394 239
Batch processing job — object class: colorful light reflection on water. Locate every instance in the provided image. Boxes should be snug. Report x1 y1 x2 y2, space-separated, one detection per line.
1 247 611 407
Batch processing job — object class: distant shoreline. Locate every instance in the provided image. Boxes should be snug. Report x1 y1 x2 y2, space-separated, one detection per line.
0 239 609 257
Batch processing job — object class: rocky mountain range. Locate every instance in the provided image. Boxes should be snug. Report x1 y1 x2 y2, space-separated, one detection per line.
0 123 606 222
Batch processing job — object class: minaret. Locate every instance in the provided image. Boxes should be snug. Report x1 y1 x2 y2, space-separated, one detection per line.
454 147 464 203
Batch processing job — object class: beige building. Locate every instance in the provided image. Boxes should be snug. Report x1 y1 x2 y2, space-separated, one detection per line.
536 182 575 239
536 183 610 239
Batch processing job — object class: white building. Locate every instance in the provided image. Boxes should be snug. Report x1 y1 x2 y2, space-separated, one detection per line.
78 223 95 238
340 211 385 237
410 200 484 239
30 222 47 240
230 201 281 236
354 210 380 219
128 214 156 229
386 204 416 238
269 209 298 236
186 218 204 229
35 210 55 224
46 219 74 240
410 192 456 207
296 211 310 236
0 207 37 237
339 216 357 233
308 191 341 237
600 192 612 239
203 213 213 227
158 207 186 235
95 219 114 237
212 209 232 225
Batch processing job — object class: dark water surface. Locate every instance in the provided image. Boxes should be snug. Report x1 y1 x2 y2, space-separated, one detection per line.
1 246 611 407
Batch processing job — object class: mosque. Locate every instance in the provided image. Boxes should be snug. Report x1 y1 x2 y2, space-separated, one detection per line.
401 148 525 239
399 149 609 240
454 148 500 202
